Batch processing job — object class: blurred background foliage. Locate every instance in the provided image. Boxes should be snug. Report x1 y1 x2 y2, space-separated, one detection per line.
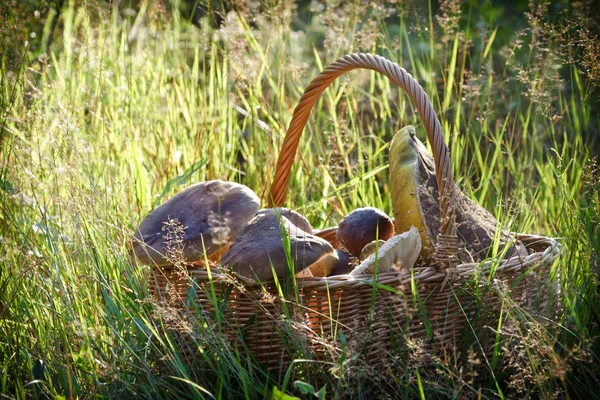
2 0 599 144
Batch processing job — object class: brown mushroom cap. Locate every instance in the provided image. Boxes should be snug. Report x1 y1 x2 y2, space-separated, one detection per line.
390 126 509 263
220 210 334 282
336 207 394 257
133 180 260 266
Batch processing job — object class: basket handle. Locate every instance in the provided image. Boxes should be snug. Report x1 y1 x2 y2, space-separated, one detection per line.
268 53 458 267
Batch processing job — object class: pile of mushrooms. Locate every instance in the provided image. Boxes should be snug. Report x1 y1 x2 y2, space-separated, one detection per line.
132 180 423 282
331 207 421 276
132 124 530 281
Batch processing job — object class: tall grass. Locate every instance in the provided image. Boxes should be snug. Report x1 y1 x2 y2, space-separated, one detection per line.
1 0 599 398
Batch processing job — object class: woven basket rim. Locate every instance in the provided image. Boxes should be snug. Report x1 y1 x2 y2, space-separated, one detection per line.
150 233 561 290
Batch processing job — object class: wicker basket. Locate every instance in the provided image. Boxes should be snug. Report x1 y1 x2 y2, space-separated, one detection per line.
148 53 561 375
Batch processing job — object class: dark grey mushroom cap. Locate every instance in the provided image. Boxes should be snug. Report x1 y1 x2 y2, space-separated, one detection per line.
254 208 313 234
329 249 356 276
133 180 260 266
336 207 394 257
220 210 333 282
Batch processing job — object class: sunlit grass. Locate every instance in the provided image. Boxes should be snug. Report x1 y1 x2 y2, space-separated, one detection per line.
1 1 599 398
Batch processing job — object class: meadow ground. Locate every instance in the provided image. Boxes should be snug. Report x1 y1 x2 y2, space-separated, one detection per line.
1 1 599 398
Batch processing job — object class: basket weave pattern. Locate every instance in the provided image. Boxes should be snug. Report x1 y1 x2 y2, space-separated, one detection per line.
147 54 561 372
149 235 559 369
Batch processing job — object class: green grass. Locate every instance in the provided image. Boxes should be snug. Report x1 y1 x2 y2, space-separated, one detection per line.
1 1 599 398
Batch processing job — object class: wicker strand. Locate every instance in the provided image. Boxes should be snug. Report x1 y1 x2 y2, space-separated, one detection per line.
268 53 457 265
434 231 460 287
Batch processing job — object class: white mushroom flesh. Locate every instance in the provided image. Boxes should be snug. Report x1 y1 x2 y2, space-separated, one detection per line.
350 226 421 275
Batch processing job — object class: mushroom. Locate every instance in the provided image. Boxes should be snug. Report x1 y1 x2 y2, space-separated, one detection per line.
221 209 335 282
350 227 421 275
336 207 394 257
504 239 529 261
133 180 260 266
306 251 339 277
390 125 509 262
359 240 386 261
296 268 313 278
329 249 357 276
267 207 313 234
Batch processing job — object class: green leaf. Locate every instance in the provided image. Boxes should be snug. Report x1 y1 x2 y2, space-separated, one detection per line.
293 380 316 395
0 178 16 195
31 359 44 381
338 330 346 346
272 386 300 400
315 385 327 400
169 376 214 397
293 381 327 399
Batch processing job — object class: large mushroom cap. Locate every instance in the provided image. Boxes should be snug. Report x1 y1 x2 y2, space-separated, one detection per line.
220 209 334 282
390 126 508 262
263 207 313 234
133 180 260 266
336 207 394 257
